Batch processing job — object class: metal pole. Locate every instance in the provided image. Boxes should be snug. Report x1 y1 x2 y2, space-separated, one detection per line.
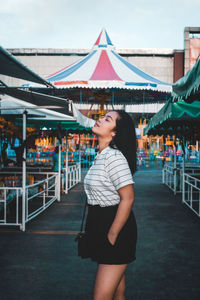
65 133 69 194
182 138 185 203
78 134 81 182
21 111 27 231
174 139 177 195
112 91 115 109
80 89 83 104
142 90 145 120
57 140 61 202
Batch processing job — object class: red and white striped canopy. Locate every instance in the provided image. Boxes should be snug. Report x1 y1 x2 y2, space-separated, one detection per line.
28 29 172 92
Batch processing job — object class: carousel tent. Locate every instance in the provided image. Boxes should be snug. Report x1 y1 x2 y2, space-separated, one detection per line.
23 29 171 93
143 98 200 139
172 57 200 102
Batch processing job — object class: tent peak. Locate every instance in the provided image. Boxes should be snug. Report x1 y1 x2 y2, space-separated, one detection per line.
93 29 114 49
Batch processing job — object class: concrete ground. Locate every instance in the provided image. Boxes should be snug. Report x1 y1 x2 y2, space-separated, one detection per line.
0 171 200 300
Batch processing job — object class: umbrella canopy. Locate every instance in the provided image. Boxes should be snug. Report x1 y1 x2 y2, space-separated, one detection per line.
172 57 200 102
0 97 92 132
0 88 70 115
143 99 200 140
24 29 171 93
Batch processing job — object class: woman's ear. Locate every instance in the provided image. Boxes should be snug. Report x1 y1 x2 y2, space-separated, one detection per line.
111 131 116 137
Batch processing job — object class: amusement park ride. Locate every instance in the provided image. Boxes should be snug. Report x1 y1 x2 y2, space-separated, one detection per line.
86 90 114 120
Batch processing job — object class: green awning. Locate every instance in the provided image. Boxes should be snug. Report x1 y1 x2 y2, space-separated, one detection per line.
0 46 54 88
172 57 200 102
143 99 200 138
25 120 92 132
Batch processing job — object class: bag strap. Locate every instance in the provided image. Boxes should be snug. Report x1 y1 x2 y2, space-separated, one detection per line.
80 197 87 232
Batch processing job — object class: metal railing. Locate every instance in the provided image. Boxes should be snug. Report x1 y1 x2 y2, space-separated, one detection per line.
162 162 200 194
0 172 59 231
0 187 22 227
162 164 182 195
137 153 163 172
25 173 58 225
63 162 81 194
182 173 200 217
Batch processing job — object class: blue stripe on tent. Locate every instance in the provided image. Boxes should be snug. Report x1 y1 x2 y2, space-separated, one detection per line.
111 50 171 86
105 30 113 45
48 50 97 82
125 82 157 87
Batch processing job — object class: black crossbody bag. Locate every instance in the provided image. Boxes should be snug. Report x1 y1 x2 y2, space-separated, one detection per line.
75 197 90 258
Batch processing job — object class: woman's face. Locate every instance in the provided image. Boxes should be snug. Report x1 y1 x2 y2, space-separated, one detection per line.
92 111 119 139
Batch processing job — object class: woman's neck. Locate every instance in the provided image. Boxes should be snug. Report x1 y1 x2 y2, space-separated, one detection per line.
98 138 111 153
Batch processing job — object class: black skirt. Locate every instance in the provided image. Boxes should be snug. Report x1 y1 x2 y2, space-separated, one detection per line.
84 204 137 265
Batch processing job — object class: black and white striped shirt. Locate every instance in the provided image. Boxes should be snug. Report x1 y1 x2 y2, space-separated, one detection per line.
84 146 134 207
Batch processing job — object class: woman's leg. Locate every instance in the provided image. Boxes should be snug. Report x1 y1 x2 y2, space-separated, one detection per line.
113 275 126 300
93 264 128 300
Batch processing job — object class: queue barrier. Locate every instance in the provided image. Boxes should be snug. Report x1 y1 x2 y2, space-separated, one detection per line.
63 162 81 194
0 187 22 227
162 163 200 195
25 173 58 225
182 172 200 217
0 172 59 231
162 164 182 195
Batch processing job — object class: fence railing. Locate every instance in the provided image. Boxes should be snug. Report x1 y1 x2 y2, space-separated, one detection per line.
162 162 200 194
182 173 200 217
162 163 184 195
137 154 163 172
0 172 59 231
63 162 81 194
0 187 22 227
25 173 58 225
24 149 200 173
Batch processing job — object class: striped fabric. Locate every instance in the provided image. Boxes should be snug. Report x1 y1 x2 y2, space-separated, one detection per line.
23 29 172 92
84 146 134 207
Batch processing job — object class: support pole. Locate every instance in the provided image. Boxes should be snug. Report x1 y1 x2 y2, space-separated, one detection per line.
182 137 185 203
112 91 115 110
78 134 81 182
142 90 145 121
174 138 177 195
65 131 69 194
21 111 27 231
57 140 61 202
80 89 83 104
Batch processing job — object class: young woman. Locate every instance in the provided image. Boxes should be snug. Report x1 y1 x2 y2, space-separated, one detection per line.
84 110 137 300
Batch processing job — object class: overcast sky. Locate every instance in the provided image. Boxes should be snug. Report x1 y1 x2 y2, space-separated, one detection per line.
1 0 200 50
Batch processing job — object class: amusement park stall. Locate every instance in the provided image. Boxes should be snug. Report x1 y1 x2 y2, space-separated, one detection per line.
144 57 200 216
0 97 92 231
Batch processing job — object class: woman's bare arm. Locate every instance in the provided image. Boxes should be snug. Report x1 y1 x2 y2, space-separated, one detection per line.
107 184 134 245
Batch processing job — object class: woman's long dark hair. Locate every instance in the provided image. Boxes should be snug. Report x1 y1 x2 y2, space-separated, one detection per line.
109 111 137 174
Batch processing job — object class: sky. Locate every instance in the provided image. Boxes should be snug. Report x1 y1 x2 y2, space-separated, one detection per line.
1 0 200 50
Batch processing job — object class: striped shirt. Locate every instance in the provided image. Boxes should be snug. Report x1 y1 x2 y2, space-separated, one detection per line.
84 146 134 207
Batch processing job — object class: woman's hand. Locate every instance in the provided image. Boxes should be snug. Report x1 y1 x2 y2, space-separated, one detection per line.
107 230 118 246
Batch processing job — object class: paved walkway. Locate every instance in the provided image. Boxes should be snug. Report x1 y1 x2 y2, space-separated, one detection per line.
0 172 200 300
